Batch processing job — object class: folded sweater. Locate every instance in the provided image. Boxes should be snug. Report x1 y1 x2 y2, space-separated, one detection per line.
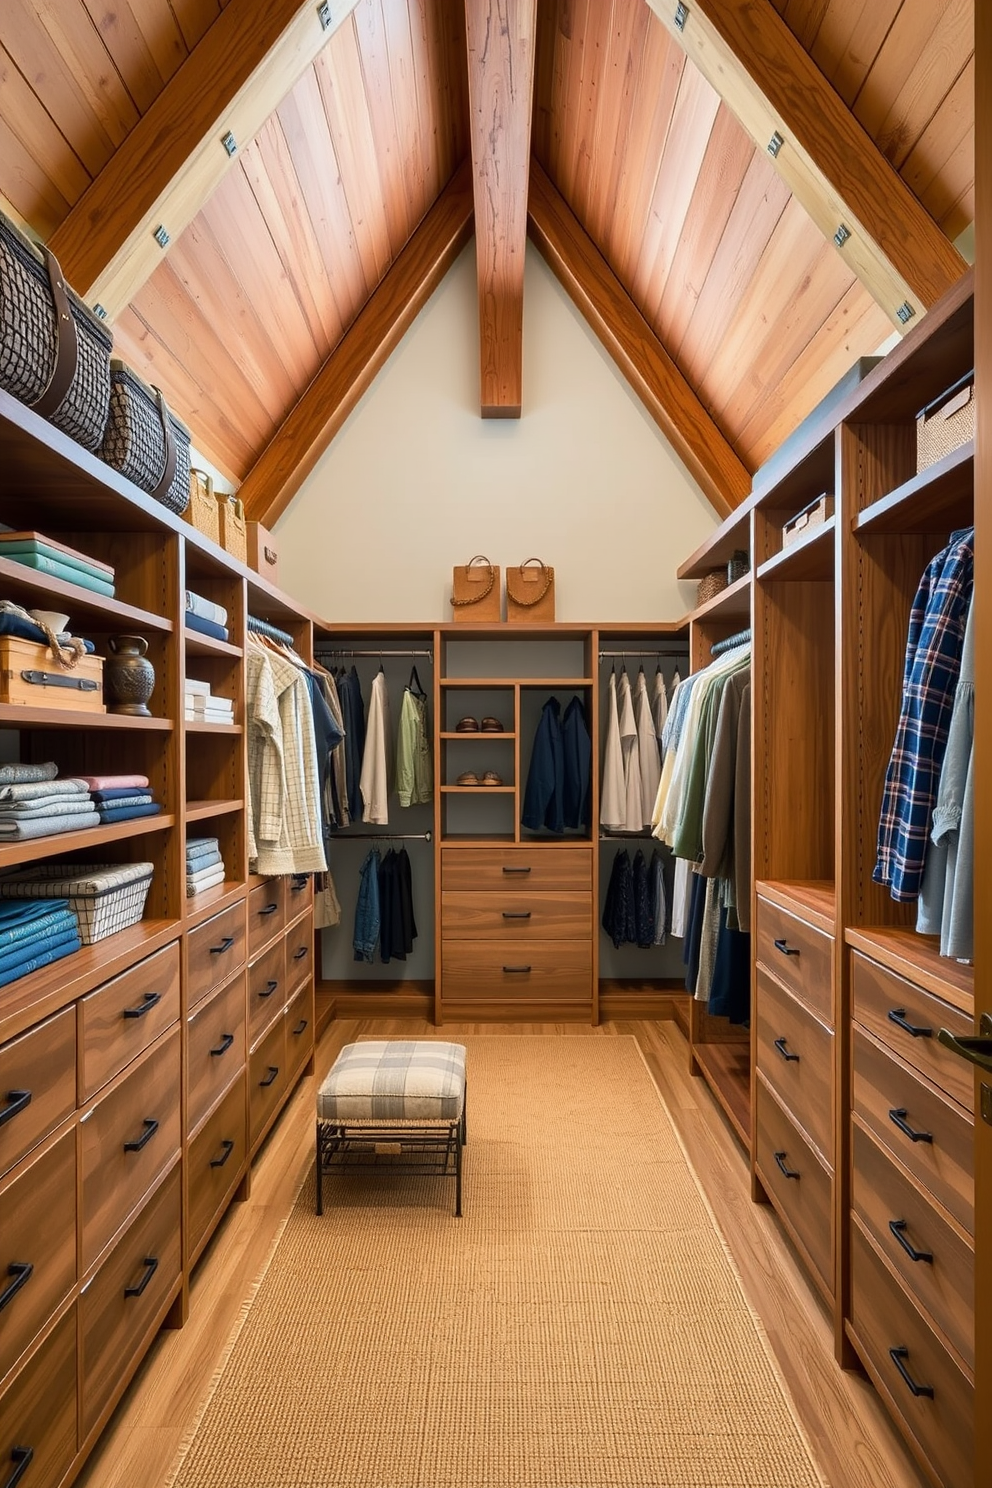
75 774 150 790
0 811 100 840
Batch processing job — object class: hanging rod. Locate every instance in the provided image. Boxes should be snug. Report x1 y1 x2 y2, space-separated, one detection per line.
598 648 687 659
330 830 433 842
247 614 295 646
315 648 433 660
598 830 656 840
710 627 751 657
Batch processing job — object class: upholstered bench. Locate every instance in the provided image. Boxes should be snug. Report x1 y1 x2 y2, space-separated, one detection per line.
315 1040 467 1216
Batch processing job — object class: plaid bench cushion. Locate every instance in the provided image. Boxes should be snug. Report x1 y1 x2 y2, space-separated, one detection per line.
317 1040 466 1122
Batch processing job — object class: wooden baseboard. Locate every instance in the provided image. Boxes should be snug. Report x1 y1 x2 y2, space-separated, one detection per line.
319 980 435 1020
598 979 688 1022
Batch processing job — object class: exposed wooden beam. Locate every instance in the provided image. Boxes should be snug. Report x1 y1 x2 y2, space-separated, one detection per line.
527 160 749 518
464 0 538 417
47 0 363 322
643 0 966 332
240 161 475 529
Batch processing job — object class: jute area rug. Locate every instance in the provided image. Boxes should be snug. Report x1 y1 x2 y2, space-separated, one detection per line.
167 1036 824 1488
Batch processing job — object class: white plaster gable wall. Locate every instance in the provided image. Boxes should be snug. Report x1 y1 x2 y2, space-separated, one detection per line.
274 241 720 622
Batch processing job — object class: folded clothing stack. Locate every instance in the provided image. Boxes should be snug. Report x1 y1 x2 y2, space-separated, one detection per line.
76 772 162 824
0 767 99 840
0 531 116 597
0 861 153 944
185 590 229 644
185 677 234 725
0 897 82 988
187 836 225 897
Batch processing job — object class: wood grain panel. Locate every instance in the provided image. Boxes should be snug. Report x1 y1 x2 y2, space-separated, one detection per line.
755 896 834 1022
248 878 286 959
187 971 246 1133
851 951 974 1111
78 941 180 1102
187 1072 246 1258
0 1006 76 1181
248 938 285 1050
0 1305 76 1488
852 0 972 170
755 966 834 1159
754 1074 833 1296
441 845 591 891
442 889 591 938
0 1126 76 1385
187 902 247 1011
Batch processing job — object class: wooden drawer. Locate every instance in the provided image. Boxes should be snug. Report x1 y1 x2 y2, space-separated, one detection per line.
187 971 246 1135
80 1163 181 1438
285 979 313 1084
188 1075 247 1262
285 871 313 922
754 1076 832 1297
442 939 592 1003
441 847 591 893
755 966 833 1163
248 877 285 958
0 1126 75 1384
853 1121 973 1370
755 896 832 1024
187 902 246 1012
79 1026 181 1271
0 1006 75 1180
248 937 285 1049
851 1221 973 1488
78 941 181 1102
249 1014 287 1149
284 909 313 994
852 952 974 1112
0 1306 76 1488
441 891 591 940
853 1027 973 1235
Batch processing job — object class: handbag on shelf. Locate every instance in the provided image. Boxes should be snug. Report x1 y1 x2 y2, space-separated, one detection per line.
506 558 555 624
451 555 500 623
100 360 190 514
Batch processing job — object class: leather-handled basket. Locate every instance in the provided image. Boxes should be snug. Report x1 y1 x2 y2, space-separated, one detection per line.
506 558 555 623
451 555 501 623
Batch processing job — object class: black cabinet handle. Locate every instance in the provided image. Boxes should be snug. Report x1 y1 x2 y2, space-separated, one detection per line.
290 876 308 892
888 1008 932 1039
503 965 532 974
292 1019 308 1037
210 1139 235 1169
888 1108 933 1144
774 938 799 956
0 1090 30 1129
292 946 308 960
123 991 161 1020
774 1037 800 1063
774 1151 800 1180
258 903 279 917
259 980 279 999
124 1256 159 1299
502 865 531 874
210 936 235 955
888 1219 933 1264
210 1032 235 1057
260 1066 279 1088
0 1262 33 1314
123 1117 159 1153
502 910 532 919
889 1347 934 1399
4 1447 33 1488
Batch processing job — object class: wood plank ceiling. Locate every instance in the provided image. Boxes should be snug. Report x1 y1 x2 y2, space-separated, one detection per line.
0 0 974 495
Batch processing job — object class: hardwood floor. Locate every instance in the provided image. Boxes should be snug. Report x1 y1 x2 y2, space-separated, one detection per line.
75 1018 926 1488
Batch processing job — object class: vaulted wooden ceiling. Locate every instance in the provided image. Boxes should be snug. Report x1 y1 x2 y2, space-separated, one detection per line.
0 0 974 522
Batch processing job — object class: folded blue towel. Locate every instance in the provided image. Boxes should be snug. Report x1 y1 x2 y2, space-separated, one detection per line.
0 922 80 976
184 611 230 643
0 931 82 988
0 811 101 840
91 793 152 811
186 850 223 874
0 900 73 949
96 802 162 824
89 787 152 803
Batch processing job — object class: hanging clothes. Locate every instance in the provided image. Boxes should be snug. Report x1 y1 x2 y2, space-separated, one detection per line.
302 668 342 846
561 695 591 830
378 847 418 963
618 668 642 832
633 668 661 830
314 666 348 829
522 697 565 833
396 669 433 808
649 848 667 945
601 849 635 949
337 667 366 825
360 668 392 826
353 848 381 962
632 849 654 948
246 638 327 876
651 667 669 751
600 669 625 831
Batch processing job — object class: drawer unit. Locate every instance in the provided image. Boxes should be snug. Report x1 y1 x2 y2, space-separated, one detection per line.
0 1306 76 1488
78 941 181 1102
755 896 832 1023
284 909 313 993
79 1026 181 1271
853 1121 973 1370
0 1126 75 1384
441 891 591 940
852 952 973 1112
0 1006 75 1179
187 1075 247 1262
285 872 313 918
187 902 246 1012
441 847 591 893
249 1014 287 1149
248 938 285 1049
80 1163 182 1438
755 966 833 1162
248 877 285 959
441 939 592 1004
853 1027 973 1235
187 971 246 1134
754 1076 832 1297
850 1221 973 1488
284 979 313 1084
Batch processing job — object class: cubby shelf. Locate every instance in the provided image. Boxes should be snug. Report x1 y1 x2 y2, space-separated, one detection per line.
183 629 243 659
185 798 244 822
183 881 247 927
439 731 517 740
440 784 515 794
845 926 973 1015
0 812 175 872
687 572 752 624
854 441 974 535
0 556 173 633
756 517 836 582
184 720 243 734
757 879 835 935
0 705 173 729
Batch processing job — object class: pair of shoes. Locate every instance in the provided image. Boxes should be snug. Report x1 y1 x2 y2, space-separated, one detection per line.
455 771 504 787
481 717 504 732
455 716 505 733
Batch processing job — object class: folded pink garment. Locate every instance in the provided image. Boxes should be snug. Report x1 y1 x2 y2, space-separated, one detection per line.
75 774 150 790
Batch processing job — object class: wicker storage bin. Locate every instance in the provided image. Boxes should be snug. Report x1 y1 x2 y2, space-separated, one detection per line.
0 210 113 451
0 861 153 944
917 372 975 472
217 495 247 564
696 569 728 606
100 360 190 514
187 469 220 544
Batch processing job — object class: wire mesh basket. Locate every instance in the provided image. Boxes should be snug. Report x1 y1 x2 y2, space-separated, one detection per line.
0 861 153 943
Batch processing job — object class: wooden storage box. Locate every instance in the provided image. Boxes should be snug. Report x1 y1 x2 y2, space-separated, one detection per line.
917 372 974 472
782 494 834 547
246 521 279 584
0 636 104 710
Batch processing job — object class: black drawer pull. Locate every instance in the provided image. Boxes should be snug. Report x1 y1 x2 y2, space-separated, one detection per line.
258 902 279 917
292 1019 308 1037
290 876 308 892
503 965 531 974
259 979 279 999
0 1090 30 1129
260 1066 279 1088
774 1037 800 1063
292 946 308 960
0 1262 33 1314
123 1117 159 1152
888 1008 932 1039
774 1151 800 1180
502 910 532 919
124 1255 159 1299
502 865 531 874
210 1032 235 1057
889 1346 934 1399
4 1447 33 1488
888 1108 933 1144
123 991 161 1020
210 936 235 955
774 938 799 956
888 1219 933 1264
210 1139 235 1169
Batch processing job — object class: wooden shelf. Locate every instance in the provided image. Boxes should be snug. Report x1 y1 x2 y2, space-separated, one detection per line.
854 442 974 535
184 628 243 658
184 720 242 734
757 880 835 935
0 705 172 730
185 799 244 822
687 572 752 624
0 812 175 871
845 925 973 1015
757 517 836 582
693 1041 751 1148
441 677 594 688
184 881 247 927
440 784 515 794
439 731 516 739
0 557 173 634
677 503 753 579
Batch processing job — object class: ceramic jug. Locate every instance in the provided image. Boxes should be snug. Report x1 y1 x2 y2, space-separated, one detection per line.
105 635 155 716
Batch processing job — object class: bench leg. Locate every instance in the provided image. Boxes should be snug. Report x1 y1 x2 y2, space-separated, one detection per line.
315 1121 323 1215
454 1122 463 1217
460 1082 467 1145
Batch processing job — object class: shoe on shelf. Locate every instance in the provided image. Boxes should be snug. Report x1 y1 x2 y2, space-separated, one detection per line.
456 771 480 786
480 717 504 732
481 770 504 786
456 716 479 732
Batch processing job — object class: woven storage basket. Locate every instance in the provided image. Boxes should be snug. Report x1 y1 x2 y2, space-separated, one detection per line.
0 210 113 451
917 372 975 472
696 569 728 606
0 860 153 944
217 494 247 564
101 361 190 514
187 468 220 544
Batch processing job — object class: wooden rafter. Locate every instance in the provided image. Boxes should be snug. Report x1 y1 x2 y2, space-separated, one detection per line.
464 0 539 416
527 160 749 518
239 160 475 529
643 0 967 332
47 0 363 322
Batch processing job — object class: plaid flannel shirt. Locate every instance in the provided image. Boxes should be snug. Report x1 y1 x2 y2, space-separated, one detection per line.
874 527 974 901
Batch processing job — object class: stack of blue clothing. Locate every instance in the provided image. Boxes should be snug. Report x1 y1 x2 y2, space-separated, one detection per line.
0 898 81 988
91 787 162 825
0 768 100 841
184 589 230 643
186 837 225 896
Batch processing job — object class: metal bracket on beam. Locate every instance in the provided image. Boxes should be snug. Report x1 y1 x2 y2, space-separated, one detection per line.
833 223 851 248
317 1 332 29
221 131 238 157
895 302 916 326
153 225 170 249
767 131 783 158
674 2 688 31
